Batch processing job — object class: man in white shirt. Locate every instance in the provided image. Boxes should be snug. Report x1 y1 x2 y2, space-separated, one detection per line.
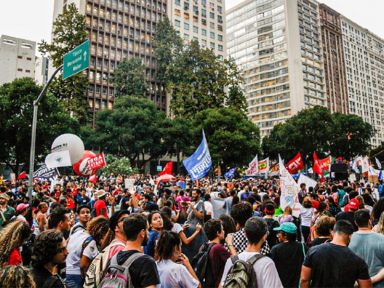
220 217 283 288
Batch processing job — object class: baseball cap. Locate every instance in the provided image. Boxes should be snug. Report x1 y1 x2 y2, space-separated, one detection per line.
109 210 130 231
16 203 29 212
348 198 360 211
273 222 297 234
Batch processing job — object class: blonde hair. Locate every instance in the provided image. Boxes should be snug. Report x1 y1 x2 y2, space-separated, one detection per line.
0 265 36 288
375 212 384 235
0 221 31 266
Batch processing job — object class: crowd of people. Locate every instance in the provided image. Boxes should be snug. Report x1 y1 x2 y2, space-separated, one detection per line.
0 173 383 288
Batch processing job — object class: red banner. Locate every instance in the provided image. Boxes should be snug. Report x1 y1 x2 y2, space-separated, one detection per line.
87 153 106 170
285 152 304 174
159 161 173 176
313 152 323 176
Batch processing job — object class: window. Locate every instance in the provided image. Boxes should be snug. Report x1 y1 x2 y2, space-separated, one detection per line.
175 19 180 27
202 9 206 17
202 29 207 36
17 56 22 59
210 31 215 39
17 68 22 72
193 26 198 33
218 44 223 51
210 42 215 49
218 34 223 41
209 12 214 19
184 22 190 30
175 0 180 5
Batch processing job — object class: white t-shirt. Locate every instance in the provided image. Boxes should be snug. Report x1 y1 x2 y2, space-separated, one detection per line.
66 230 90 275
220 251 283 288
300 207 314 227
204 201 213 217
83 239 99 261
171 223 183 234
156 259 199 288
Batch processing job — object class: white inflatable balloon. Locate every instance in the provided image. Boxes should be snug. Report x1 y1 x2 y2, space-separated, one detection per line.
51 134 85 164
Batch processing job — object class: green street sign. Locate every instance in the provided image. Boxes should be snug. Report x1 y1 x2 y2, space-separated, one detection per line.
62 40 90 80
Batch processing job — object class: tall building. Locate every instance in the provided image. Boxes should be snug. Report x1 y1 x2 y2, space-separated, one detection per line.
35 56 50 85
53 0 168 125
167 0 226 59
226 0 326 137
319 4 348 114
0 35 36 85
339 17 384 146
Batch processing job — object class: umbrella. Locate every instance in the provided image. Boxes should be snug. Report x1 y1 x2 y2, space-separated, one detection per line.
155 174 176 183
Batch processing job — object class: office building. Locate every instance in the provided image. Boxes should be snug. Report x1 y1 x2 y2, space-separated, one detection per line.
0 35 36 85
53 0 168 125
319 4 348 114
35 56 50 85
167 0 226 58
226 0 326 137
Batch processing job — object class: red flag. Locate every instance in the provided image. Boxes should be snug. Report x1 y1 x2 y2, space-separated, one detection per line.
88 174 98 183
285 152 304 174
159 162 173 176
17 171 28 180
87 153 106 170
313 152 323 176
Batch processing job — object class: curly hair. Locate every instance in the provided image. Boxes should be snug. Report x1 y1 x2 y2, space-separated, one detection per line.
0 265 36 288
0 221 31 266
31 229 64 268
86 216 110 250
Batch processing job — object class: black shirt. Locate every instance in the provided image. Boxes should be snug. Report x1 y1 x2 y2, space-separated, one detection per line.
31 266 65 288
310 237 331 247
116 250 160 288
264 218 280 248
270 241 307 288
303 243 370 288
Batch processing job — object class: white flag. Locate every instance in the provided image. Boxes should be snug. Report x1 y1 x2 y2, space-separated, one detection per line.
246 155 258 176
362 156 370 173
376 157 382 170
279 157 301 217
298 174 317 190
45 150 72 169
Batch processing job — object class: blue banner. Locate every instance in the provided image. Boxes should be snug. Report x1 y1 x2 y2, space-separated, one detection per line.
224 167 236 179
183 131 212 180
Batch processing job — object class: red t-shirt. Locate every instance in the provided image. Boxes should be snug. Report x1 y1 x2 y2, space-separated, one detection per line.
8 248 22 266
94 199 108 218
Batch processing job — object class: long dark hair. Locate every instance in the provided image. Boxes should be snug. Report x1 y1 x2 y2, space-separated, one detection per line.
155 231 181 261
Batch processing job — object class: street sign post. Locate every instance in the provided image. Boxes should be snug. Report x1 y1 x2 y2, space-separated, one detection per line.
62 39 90 80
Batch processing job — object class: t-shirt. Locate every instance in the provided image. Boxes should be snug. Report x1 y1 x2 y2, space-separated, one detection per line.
94 199 108 218
204 201 213 218
220 251 283 288
144 230 160 257
349 232 384 288
83 239 99 261
270 241 307 288
208 243 231 287
156 259 199 288
310 237 331 247
264 217 280 248
66 230 89 275
116 250 160 287
186 201 204 226
31 266 65 288
300 207 314 227
8 247 22 265
171 223 183 234
303 242 370 288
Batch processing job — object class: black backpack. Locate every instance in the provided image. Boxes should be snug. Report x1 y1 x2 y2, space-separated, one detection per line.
191 242 216 287
223 254 265 288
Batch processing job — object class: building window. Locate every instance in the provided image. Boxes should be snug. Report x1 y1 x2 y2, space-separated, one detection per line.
17 56 22 59
209 12 214 19
175 19 180 27
175 0 180 5
202 9 206 17
210 31 215 39
218 44 223 51
184 22 190 30
218 34 223 41
184 1 189 10
202 29 207 36
210 42 215 49
26 57 32 61
193 26 198 33
26 70 31 73
17 68 22 72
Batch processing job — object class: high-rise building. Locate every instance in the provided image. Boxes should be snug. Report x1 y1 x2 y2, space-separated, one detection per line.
226 0 326 137
339 16 384 146
35 56 50 85
0 35 36 85
319 4 348 114
53 0 168 125
167 0 226 59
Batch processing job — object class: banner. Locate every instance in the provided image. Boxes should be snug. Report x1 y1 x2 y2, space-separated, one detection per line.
285 152 304 174
375 157 382 170
183 131 212 180
159 161 173 176
224 167 237 179
313 152 322 176
33 164 60 181
351 156 362 173
45 150 72 169
269 163 279 176
246 155 258 176
279 157 301 217
318 156 332 175
362 156 370 173
258 158 269 173
87 153 107 170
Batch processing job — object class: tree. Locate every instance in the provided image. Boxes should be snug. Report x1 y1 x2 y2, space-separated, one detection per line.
0 78 80 173
192 108 260 168
89 96 170 169
225 58 247 115
99 154 137 175
112 58 148 97
39 3 88 122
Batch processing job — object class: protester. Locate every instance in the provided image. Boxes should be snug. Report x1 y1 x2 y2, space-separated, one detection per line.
16 203 29 223
349 209 384 287
278 206 294 224
144 211 164 257
0 220 31 266
0 265 37 288
271 222 307 288
33 202 48 236
300 197 314 243
263 201 280 248
221 217 283 287
310 215 335 247
31 230 68 288
48 206 71 237
69 204 91 236
373 212 384 235
336 198 360 231
155 231 200 288
301 220 371 288
93 190 109 218
0 193 15 228
114 213 160 287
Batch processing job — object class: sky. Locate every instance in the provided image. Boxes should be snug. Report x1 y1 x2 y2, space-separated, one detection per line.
0 0 383 49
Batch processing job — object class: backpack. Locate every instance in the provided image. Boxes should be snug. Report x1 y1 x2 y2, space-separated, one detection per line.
98 252 143 288
84 240 125 288
191 242 216 287
223 254 265 288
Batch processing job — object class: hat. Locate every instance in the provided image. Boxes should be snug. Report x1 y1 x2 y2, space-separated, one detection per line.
16 203 29 212
273 222 297 234
0 193 10 201
312 200 320 210
95 189 108 199
348 198 359 210
109 210 130 231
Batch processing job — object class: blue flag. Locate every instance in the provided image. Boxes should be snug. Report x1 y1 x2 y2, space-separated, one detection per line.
183 131 212 180
224 167 237 179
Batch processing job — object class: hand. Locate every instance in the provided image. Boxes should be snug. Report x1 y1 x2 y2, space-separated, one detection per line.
182 223 190 230
196 223 202 232
226 233 234 246
187 202 193 208
178 253 191 267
